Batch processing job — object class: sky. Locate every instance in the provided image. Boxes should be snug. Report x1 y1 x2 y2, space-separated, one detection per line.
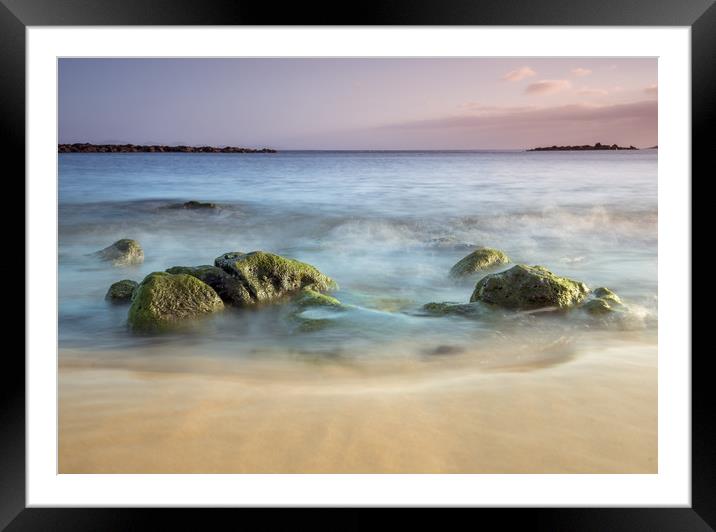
58 58 657 150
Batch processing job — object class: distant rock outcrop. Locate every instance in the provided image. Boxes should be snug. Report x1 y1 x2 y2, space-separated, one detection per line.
527 142 638 151
59 143 276 153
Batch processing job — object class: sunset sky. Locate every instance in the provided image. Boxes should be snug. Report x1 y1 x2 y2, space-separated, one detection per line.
58 58 657 149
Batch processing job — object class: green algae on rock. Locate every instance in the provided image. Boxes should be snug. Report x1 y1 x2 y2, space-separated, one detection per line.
581 298 614 315
293 286 342 309
94 239 144 266
166 265 253 306
449 247 510 278
213 251 336 305
470 264 589 310
127 272 224 333
105 279 138 304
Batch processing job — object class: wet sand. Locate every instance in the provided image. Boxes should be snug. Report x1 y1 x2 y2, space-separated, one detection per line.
59 339 657 474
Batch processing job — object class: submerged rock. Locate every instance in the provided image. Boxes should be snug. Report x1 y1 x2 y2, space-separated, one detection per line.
183 200 217 209
105 279 138 303
168 200 218 210
94 239 144 266
449 247 510 278
470 265 589 310
422 301 490 318
581 298 613 315
166 265 252 306
290 287 345 333
426 345 465 356
127 272 224 332
427 236 478 252
213 251 336 305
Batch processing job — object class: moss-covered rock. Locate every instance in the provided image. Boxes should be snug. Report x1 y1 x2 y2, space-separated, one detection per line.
449 247 510 278
214 252 247 271
470 265 589 310
105 279 138 303
580 287 625 315
592 287 622 305
94 239 144 266
166 265 252 306
127 272 224 333
213 251 336 305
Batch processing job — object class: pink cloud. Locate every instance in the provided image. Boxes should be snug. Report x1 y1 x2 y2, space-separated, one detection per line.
378 100 657 149
385 100 656 129
502 67 536 82
577 87 609 96
571 68 592 77
644 84 658 95
525 79 572 95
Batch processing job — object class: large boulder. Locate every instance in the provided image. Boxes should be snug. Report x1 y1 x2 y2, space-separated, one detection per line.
470 265 589 310
449 247 510 278
127 272 224 332
94 239 144 266
213 251 336 305
166 265 252 305
105 279 138 304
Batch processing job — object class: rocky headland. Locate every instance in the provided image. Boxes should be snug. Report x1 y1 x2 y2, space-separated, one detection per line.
527 142 638 151
59 143 276 153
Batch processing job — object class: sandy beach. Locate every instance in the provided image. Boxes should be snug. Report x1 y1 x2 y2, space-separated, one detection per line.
59 337 656 474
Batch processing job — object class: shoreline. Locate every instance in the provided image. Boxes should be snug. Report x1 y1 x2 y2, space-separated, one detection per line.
59 339 657 474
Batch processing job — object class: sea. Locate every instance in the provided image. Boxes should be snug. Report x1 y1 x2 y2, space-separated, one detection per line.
58 149 657 366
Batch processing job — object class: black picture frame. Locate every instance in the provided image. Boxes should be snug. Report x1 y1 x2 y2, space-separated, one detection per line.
4 0 710 528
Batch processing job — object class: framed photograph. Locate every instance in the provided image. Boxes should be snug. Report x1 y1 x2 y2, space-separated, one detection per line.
7 0 710 527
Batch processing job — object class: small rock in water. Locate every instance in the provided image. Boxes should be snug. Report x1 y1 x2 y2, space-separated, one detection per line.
449 247 510 278
470 264 589 310
592 287 622 305
580 287 626 315
94 239 144 266
105 279 138 303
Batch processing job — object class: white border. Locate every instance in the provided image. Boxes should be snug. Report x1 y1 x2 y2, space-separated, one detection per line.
27 27 691 507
